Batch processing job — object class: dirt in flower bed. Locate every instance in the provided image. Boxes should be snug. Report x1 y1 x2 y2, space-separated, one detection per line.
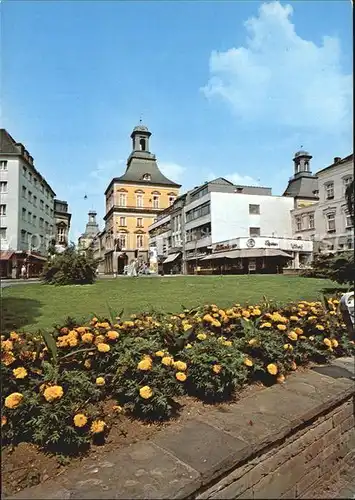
1 384 265 496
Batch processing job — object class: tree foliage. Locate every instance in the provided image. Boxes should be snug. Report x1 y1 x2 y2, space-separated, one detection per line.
302 251 354 285
42 245 97 285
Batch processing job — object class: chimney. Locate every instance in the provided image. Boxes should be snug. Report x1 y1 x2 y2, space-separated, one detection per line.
334 157 341 164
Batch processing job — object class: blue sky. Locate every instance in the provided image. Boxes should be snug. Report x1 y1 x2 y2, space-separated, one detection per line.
2 0 353 240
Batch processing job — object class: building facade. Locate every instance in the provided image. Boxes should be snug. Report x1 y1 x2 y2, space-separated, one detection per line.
78 211 100 252
0 129 55 278
149 177 298 274
291 154 353 253
54 199 71 250
103 123 180 274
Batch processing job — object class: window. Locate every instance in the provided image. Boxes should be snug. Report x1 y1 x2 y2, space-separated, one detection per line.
45 221 49 231
0 204 6 216
27 211 32 223
40 184 44 193
326 212 336 232
119 216 126 226
309 214 315 229
143 173 151 181
22 208 26 221
50 208 53 217
347 238 353 250
345 213 353 228
118 233 126 249
33 214 37 226
28 191 32 203
0 160 7 170
45 204 49 214
295 216 302 231
118 193 126 207
0 227 7 239
33 195 37 207
22 186 27 198
249 227 260 237
136 194 143 208
137 234 144 248
137 217 143 227
325 182 334 200
39 217 44 228
34 177 38 188
21 230 26 243
28 172 32 183
140 138 146 151
185 202 211 222
0 181 8 193
249 204 260 215
344 176 353 190
22 166 27 177
169 196 175 206
152 195 159 209
40 199 44 210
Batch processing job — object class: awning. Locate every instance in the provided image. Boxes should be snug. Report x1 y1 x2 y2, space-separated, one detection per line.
200 250 240 261
201 248 294 260
163 253 180 264
0 251 14 261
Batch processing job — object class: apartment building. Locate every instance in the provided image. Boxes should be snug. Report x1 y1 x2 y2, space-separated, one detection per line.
291 154 353 253
0 129 56 278
148 177 302 274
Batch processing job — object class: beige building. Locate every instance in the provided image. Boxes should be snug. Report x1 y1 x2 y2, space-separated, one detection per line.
291 154 353 253
54 199 71 250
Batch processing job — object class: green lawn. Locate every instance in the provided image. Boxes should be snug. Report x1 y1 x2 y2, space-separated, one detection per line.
2 275 344 333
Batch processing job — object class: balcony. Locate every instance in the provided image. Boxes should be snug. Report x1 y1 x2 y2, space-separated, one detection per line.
185 235 212 251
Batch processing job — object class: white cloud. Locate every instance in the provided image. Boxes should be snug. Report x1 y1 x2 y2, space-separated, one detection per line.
207 171 260 186
159 161 186 183
201 1 352 133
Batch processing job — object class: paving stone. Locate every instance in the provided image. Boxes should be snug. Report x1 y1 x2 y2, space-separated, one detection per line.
312 365 355 380
9 441 201 500
152 419 249 483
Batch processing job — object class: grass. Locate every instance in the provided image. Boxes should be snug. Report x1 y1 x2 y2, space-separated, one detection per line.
2 275 346 333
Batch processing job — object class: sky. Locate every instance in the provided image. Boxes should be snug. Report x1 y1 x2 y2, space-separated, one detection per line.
1 0 353 241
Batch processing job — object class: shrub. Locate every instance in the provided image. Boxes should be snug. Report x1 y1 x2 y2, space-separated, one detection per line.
42 245 97 285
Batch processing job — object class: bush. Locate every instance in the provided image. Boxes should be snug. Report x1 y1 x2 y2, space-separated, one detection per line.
1 296 354 456
302 251 354 285
42 245 97 285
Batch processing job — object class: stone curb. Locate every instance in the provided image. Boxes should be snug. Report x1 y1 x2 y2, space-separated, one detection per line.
6 360 355 500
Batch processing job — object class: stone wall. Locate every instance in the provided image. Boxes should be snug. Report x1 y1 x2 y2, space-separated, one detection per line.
197 397 355 499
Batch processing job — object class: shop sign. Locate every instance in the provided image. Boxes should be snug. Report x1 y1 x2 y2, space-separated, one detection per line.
265 239 279 247
246 238 255 248
291 243 303 250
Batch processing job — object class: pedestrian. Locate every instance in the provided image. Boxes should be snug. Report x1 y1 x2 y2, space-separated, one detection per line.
21 264 26 280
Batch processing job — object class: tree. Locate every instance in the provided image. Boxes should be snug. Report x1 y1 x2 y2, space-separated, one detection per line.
42 244 97 285
345 179 354 223
302 251 354 285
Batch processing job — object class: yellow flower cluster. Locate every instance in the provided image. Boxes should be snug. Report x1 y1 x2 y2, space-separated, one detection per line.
43 385 64 402
5 392 24 409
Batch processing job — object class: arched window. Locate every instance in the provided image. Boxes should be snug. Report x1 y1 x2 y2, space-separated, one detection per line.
140 138 146 151
142 173 151 181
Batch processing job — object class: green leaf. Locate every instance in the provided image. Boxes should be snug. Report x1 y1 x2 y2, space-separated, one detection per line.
40 330 58 364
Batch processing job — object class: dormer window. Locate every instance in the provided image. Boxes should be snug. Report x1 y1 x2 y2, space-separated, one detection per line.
143 173 151 181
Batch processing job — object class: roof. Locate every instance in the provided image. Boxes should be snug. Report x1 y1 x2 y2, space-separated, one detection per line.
294 150 311 157
283 174 318 199
132 125 150 133
316 153 353 175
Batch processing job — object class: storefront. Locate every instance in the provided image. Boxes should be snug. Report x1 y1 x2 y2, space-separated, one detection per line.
162 252 182 274
0 251 47 278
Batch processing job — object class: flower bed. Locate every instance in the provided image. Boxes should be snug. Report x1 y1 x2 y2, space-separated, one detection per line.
1 296 354 456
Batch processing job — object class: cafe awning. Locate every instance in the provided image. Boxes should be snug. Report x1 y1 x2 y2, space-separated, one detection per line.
163 253 180 264
0 251 14 261
201 249 294 260
200 250 241 261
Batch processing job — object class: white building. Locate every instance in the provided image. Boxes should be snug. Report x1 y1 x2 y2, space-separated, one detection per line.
0 129 56 278
291 154 353 253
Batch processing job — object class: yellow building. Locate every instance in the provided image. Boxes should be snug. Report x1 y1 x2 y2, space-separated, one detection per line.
103 123 181 274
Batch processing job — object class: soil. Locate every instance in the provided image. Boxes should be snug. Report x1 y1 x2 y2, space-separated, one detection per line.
0 380 273 496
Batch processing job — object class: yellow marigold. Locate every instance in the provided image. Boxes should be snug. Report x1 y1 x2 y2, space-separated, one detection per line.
82 333 94 344
13 367 28 379
2 351 15 366
76 327 87 334
112 405 123 413
84 359 91 369
329 311 336 316
224 340 232 346
95 335 106 344
155 350 165 357
211 319 222 328
323 338 332 347
290 316 299 322
73 413 88 428
290 361 297 371
308 316 317 321
68 337 78 347
277 324 287 331
97 343 110 353
43 385 64 402
298 303 305 309
106 330 120 340
277 374 286 384
288 332 298 341
267 363 278 376
298 311 307 317
331 339 339 348
137 358 152 371
248 338 259 346
244 358 253 367
197 333 207 341
91 420 106 434
333 299 339 305
123 320 135 328
253 308 262 316
294 328 303 335
174 360 187 371
96 377 105 386
10 332 19 341
161 356 174 366
2 340 13 351
2 416 7 427
283 343 293 351
176 371 187 382
139 385 153 399
203 314 214 323
98 322 110 329
242 310 250 318
212 364 222 374
185 343 193 349
5 392 24 409
300 335 307 340
218 309 226 317
260 322 272 328
39 383 47 393
316 325 325 331
183 323 192 332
